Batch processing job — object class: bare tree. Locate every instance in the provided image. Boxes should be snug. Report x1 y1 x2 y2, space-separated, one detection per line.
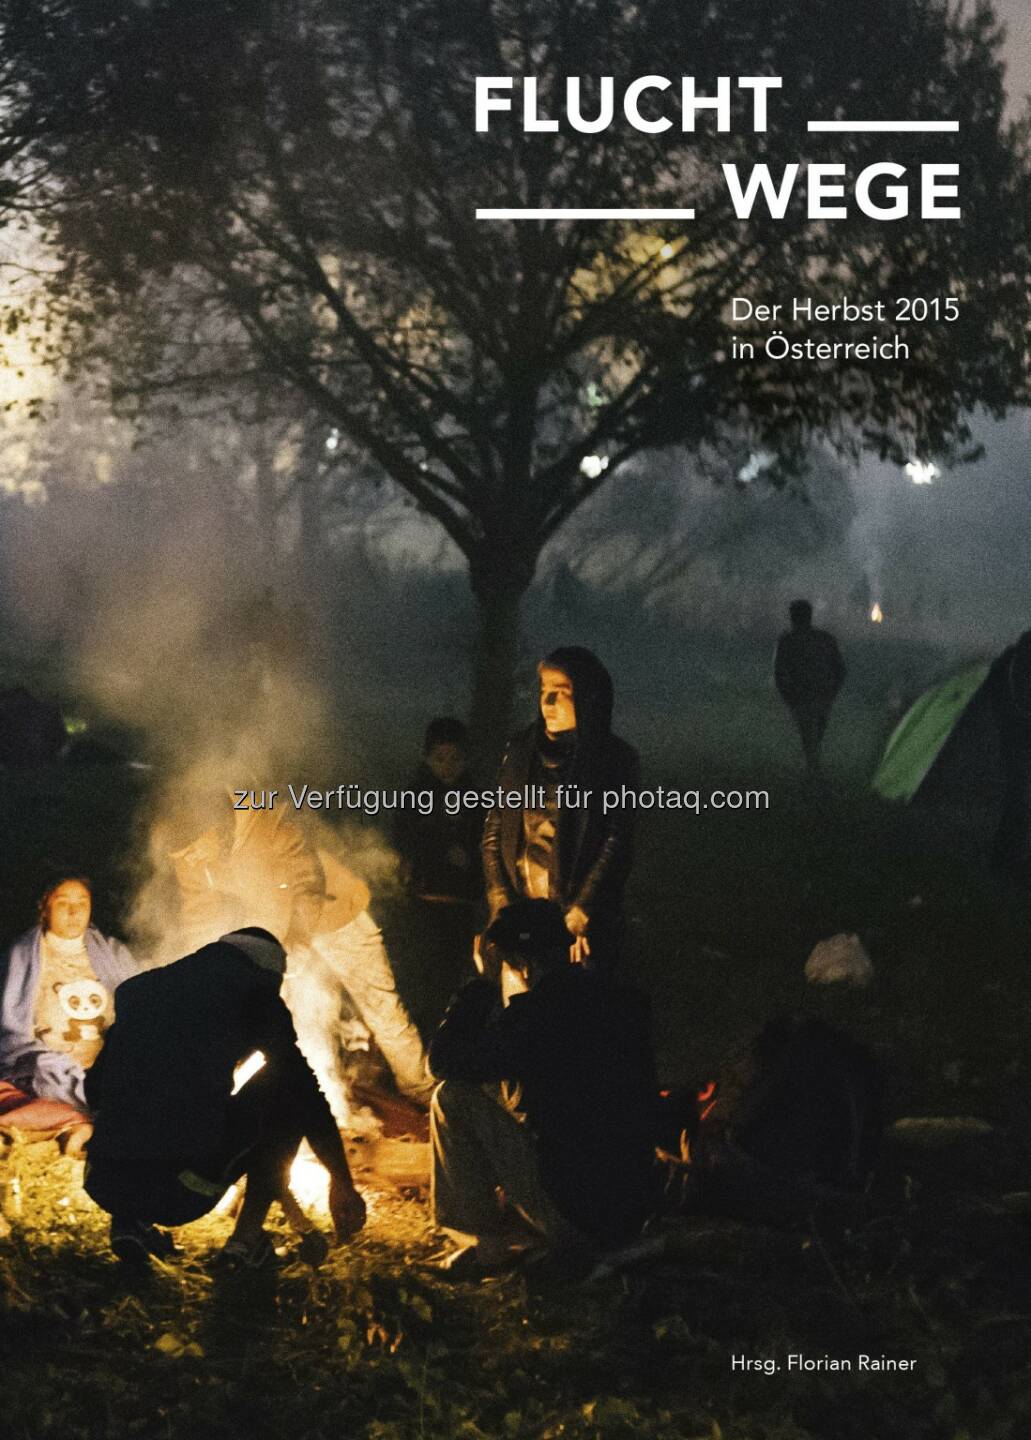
7 0 1029 755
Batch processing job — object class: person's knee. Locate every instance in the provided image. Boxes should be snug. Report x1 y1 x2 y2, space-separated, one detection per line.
430 1078 483 1128
430 1078 452 1127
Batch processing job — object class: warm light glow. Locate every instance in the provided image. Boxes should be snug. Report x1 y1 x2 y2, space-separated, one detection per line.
214 1183 240 1213
232 1050 266 1095
289 1144 330 1215
214 1143 330 1218
870 603 884 623
659 243 675 260
904 459 939 486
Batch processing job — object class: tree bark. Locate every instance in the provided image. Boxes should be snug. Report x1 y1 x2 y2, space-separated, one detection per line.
467 558 533 774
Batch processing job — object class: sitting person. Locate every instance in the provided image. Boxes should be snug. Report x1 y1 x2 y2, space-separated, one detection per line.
0 874 136 1152
428 900 659 1278
84 927 366 1266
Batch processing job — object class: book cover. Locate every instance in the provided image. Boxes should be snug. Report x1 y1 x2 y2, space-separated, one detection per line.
0 3 1028 1437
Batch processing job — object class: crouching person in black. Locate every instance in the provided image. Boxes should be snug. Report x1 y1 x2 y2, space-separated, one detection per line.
84 927 366 1267
428 900 658 1280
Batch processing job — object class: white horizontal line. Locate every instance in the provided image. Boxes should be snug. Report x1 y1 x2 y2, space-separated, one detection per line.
476 207 696 220
807 120 958 132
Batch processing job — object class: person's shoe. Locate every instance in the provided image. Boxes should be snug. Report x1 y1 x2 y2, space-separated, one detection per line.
295 1229 330 1267
214 1231 276 1272
434 1243 519 1283
110 1218 180 1265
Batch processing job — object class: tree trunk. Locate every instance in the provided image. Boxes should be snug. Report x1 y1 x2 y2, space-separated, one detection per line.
468 560 533 774
297 469 325 587
254 443 279 566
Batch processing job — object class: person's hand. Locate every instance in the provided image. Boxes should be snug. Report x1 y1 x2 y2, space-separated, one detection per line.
170 832 220 867
329 1176 367 1243
288 892 323 949
569 935 591 966
500 962 530 1004
565 906 591 966
565 905 589 936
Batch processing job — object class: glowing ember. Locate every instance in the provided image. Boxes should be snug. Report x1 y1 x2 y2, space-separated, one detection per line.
870 603 884 624
232 1050 266 1094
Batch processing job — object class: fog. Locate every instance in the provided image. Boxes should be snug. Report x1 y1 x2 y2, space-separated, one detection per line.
0 2 1028 791
1 403 1027 791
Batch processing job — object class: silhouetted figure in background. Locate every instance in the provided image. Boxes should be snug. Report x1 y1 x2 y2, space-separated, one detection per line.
393 717 482 1035
396 717 481 907
987 629 1031 883
774 600 846 774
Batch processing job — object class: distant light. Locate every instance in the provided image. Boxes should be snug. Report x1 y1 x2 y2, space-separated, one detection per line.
580 453 609 479
870 603 884 624
659 243 675 260
904 459 939 485
737 449 775 484
325 429 340 453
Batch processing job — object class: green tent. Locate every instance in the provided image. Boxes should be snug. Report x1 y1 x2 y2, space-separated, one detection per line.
872 662 991 803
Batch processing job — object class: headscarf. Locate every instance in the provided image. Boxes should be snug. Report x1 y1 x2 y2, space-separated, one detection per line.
536 646 615 785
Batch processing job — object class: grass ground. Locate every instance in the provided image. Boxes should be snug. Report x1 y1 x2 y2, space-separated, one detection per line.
2 755 1030 1440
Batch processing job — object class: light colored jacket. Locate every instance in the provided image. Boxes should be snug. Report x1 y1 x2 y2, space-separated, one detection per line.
0 925 136 1111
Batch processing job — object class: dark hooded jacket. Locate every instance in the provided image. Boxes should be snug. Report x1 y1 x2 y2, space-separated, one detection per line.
482 648 639 925
430 969 659 1244
774 625 845 709
84 940 336 1165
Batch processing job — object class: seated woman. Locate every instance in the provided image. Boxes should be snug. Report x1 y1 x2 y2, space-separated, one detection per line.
0 875 136 1151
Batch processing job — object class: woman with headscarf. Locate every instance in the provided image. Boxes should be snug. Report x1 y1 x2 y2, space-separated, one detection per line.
0 874 136 1150
482 647 640 969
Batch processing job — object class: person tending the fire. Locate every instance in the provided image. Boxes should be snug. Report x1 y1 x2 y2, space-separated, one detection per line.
482 647 639 970
84 926 366 1267
169 794 434 1112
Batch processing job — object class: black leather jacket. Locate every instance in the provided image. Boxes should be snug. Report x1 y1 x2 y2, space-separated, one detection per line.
482 725 640 921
